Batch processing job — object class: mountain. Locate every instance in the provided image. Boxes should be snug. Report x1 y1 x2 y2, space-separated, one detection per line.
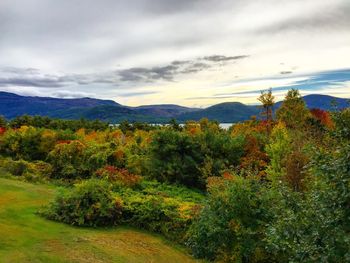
275 94 349 110
135 104 199 118
0 92 198 123
178 102 260 123
0 92 118 119
302 94 349 110
0 92 348 123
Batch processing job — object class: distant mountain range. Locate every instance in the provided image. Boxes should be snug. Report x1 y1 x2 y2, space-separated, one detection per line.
0 91 348 123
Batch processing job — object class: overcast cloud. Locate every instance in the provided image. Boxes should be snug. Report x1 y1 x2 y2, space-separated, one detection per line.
0 0 349 106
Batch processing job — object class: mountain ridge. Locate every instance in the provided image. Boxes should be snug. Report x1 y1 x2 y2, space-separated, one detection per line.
0 91 348 123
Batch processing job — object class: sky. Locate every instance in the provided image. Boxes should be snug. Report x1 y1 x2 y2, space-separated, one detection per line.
0 0 349 107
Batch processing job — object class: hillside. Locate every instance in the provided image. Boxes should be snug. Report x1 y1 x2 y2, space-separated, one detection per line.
0 91 348 123
178 102 260 122
0 91 118 119
0 176 198 263
302 94 349 110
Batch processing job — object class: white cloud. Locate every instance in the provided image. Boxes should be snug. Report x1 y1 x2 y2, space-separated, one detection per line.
0 0 349 106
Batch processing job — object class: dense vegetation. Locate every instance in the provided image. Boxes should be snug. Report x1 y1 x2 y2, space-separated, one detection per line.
0 88 349 262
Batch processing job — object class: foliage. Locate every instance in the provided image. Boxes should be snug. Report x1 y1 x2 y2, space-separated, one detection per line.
265 122 292 181
240 135 269 178
332 108 350 142
276 89 310 129
147 129 203 187
47 140 117 180
95 165 142 189
0 157 52 181
258 88 275 121
0 158 29 176
121 191 198 242
0 126 46 160
1 88 349 262
148 128 244 189
310 108 334 128
9 115 109 131
266 144 350 262
0 176 198 262
0 115 6 127
188 175 273 262
119 180 203 241
47 140 88 179
41 179 122 227
284 150 309 192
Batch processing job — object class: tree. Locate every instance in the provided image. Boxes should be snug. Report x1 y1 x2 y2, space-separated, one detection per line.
266 144 350 262
258 88 275 123
276 89 310 129
188 176 273 262
0 115 7 127
265 122 292 182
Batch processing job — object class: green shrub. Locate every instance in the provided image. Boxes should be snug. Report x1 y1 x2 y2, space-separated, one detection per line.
147 129 244 189
266 145 350 262
41 179 122 227
148 129 204 187
3 159 29 176
120 190 198 242
0 158 52 181
47 141 116 180
187 176 273 262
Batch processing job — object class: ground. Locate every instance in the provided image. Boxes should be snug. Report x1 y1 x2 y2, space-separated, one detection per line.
0 176 199 263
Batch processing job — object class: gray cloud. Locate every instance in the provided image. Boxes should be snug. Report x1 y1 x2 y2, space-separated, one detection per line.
256 1 350 34
0 77 66 88
0 53 245 89
280 71 293 75
117 90 159 97
51 90 96 98
202 55 249 62
117 55 243 82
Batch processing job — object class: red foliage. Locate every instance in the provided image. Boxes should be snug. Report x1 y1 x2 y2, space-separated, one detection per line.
56 140 73 145
240 136 269 177
310 108 334 128
95 165 141 188
0 127 6 136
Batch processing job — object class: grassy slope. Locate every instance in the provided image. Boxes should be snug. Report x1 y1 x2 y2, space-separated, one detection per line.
0 177 199 263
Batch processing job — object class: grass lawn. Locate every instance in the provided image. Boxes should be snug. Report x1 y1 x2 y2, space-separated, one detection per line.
0 177 199 263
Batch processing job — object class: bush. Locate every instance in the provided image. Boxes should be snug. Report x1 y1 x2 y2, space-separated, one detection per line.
187 175 273 262
2 159 29 176
120 189 200 242
148 129 204 188
0 158 53 182
95 165 142 189
0 126 45 160
148 129 244 189
41 179 122 227
266 145 350 262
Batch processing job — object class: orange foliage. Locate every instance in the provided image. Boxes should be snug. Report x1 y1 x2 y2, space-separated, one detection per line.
207 172 236 191
310 108 334 128
56 140 73 145
114 149 125 161
231 118 272 138
240 136 268 177
95 165 141 188
285 151 309 192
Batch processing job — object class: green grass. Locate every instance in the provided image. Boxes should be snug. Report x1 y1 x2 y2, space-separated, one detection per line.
0 177 199 263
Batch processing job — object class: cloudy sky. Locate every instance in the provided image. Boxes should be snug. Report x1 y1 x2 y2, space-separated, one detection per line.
0 0 349 107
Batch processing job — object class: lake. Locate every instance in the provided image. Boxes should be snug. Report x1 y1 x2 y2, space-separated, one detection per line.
111 123 235 129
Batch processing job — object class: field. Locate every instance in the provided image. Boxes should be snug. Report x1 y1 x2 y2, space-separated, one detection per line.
0 176 198 263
